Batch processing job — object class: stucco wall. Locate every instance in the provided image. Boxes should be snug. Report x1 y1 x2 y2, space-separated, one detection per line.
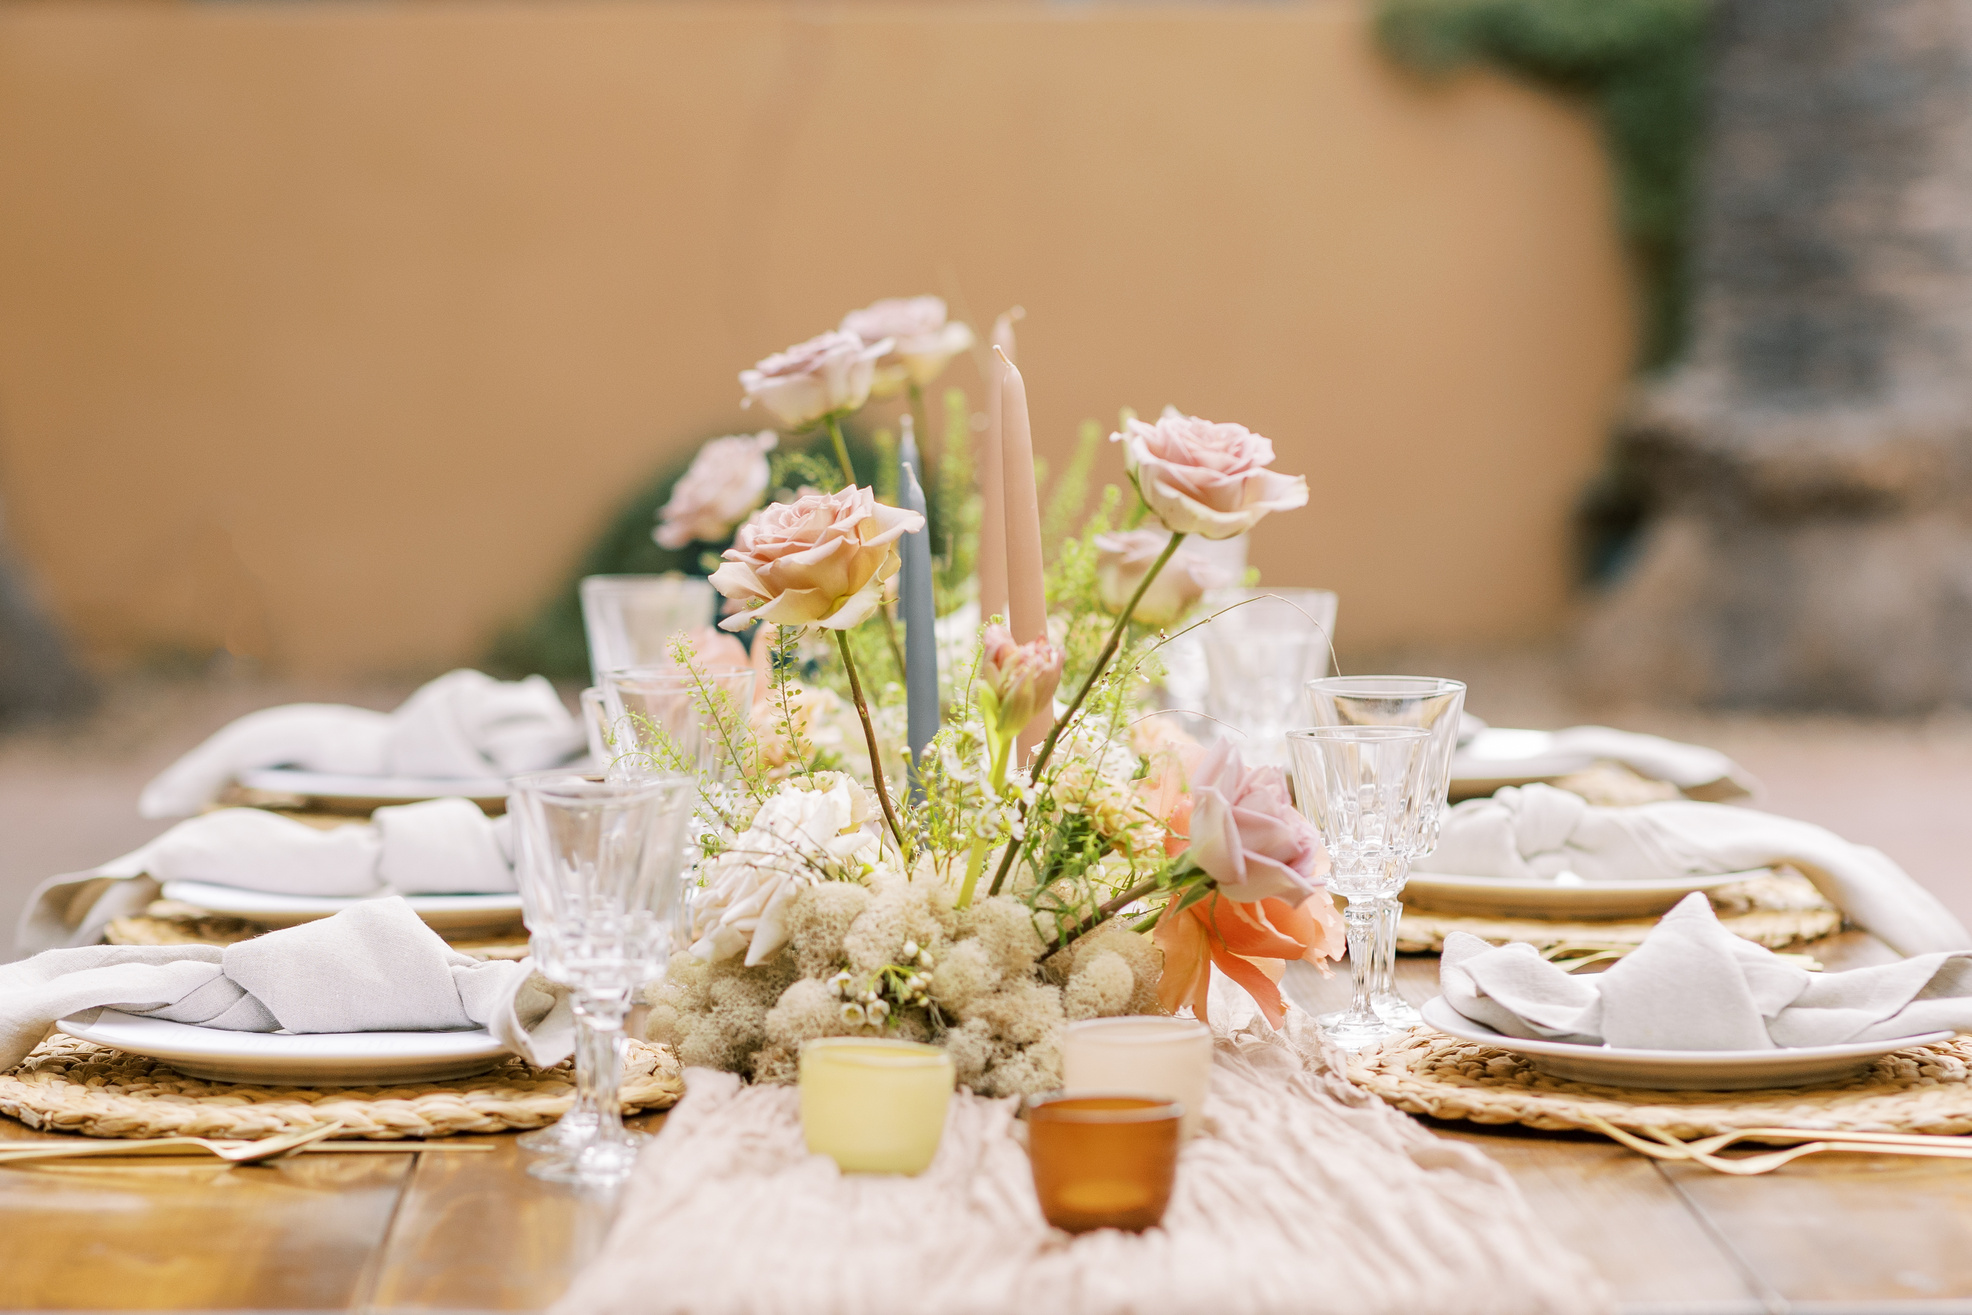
0 0 1633 676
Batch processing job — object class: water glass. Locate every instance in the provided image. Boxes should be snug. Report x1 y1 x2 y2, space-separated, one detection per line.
578 687 610 770
601 665 756 784
508 770 696 1185
1305 677 1466 1029
1285 725 1432 1051
1199 588 1338 766
579 574 716 685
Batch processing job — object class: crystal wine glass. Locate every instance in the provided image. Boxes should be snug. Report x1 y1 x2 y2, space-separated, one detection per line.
1304 676 1465 1029
1199 589 1337 766
507 769 696 1185
1285 725 1432 1051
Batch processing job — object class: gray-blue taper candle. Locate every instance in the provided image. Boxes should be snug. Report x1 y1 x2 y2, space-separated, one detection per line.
898 442 939 799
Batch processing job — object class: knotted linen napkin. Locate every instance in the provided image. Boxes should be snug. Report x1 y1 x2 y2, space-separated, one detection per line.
17 799 515 953
139 669 584 819
1442 893 1972 1051
0 897 570 1070
1417 783 1970 955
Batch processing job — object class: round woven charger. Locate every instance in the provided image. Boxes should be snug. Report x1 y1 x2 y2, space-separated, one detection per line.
1396 871 1841 955
1350 1030 1972 1139
0 1034 683 1140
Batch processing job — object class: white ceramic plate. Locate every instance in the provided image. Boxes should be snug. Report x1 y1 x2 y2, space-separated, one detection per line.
1420 997 1952 1091
58 1009 511 1087
160 880 525 934
1449 728 1596 795
1402 869 1765 920
235 767 510 810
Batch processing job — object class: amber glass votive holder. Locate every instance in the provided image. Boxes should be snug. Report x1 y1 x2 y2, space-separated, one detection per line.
1024 1093 1183 1234
799 1037 954 1175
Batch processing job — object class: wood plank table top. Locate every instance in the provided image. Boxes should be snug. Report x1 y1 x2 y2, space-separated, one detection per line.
4 933 1968 1315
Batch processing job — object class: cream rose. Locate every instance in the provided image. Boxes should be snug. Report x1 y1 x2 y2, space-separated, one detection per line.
1112 413 1309 539
654 431 778 550
689 773 876 965
840 296 975 396
709 486 925 632
1183 740 1329 904
1093 529 1231 627
739 331 890 429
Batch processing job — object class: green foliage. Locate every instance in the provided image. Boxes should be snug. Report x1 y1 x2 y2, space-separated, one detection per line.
485 425 898 680
1376 0 1708 368
931 387 980 616
1041 421 1103 564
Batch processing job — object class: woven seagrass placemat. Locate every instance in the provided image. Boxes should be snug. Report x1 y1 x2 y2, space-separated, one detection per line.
1396 871 1841 954
1349 1030 1972 1140
0 1034 683 1140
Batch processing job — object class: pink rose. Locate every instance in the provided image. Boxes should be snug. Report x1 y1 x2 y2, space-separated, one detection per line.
977 623 1064 740
840 296 975 396
1093 529 1232 627
1183 740 1328 903
739 331 890 429
709 487 924 632
1112 413 1309 540
655 431 778 550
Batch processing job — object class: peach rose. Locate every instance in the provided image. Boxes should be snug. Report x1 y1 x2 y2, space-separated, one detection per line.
655 431 778 550
740 331 890 429
1093 529 1231 627
709 486 924 632
1133 717 1205 857
840 296 975 396
977 623 1064 741
1184 740 1328 904
1112 412 1309 540
1154 892 1345 1026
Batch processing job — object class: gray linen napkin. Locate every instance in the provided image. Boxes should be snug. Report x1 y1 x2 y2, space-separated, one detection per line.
138 669 583 819
1441 893 1972 1050
1418 783 1971 956
0 897 570 1070
17 799 516 954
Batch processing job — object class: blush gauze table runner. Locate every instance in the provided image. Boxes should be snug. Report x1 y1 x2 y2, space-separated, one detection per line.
555 1020 1605 1315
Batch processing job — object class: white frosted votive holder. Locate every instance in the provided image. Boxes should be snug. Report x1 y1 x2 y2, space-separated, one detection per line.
1061 1017 1214 1141
799 1038 954 1175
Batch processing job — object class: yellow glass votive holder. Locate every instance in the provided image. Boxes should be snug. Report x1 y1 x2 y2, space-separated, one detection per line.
798 1037 955 1175
1062 1016 1214 1141
1024 1093 1183 1234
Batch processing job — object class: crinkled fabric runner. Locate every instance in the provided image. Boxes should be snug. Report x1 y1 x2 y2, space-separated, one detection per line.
555 1019 1607 1315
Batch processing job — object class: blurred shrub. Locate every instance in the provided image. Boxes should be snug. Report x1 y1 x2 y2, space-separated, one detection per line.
1377 0 1708 369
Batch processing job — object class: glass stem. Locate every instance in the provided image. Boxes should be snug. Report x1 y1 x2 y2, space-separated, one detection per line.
1345 896 1379 1022
574 994 629 1144
1373 897 1398 1000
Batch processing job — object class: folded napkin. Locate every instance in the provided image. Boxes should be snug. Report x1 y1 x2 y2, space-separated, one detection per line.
1457 725 1755 798
1442 893 1972 1050
139 670 584 819
16 799 515 953
0 897 570 1070
1418 783 1971 956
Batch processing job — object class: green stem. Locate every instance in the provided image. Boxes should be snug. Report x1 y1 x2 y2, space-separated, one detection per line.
986 530 1186 897
954 732 1012 910
1037 875 1168 963
826 414 857 488
834 629 908 860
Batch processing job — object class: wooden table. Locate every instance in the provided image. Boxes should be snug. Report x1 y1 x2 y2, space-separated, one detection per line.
4 935 1969 1315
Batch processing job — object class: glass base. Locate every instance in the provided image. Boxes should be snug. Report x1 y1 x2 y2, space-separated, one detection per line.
1317 1009 1400 1053
526 1131 648 1186
516 1110 601 1154
1372 992 1424 1030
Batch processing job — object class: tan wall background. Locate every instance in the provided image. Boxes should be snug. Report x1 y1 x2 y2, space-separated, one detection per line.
0 0 1632 678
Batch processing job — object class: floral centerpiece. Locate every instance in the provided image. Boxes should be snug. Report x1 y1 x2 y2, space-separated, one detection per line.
629 300 1342 1096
